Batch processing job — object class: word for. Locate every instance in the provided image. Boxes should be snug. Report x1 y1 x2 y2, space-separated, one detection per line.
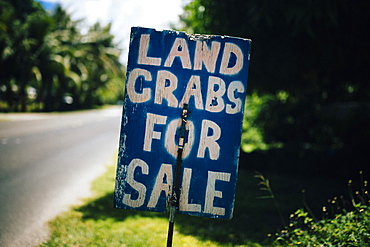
123 158 231 216
144 112 221 160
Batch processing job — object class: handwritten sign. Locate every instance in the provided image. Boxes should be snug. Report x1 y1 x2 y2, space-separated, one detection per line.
114 27 251 219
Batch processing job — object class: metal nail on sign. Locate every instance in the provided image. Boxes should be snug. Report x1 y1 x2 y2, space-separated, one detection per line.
114 27 251 219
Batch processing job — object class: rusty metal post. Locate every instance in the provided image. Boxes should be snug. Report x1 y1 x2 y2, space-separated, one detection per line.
166 104 189 247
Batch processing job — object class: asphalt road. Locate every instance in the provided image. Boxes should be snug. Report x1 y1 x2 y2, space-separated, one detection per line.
0 106 123 247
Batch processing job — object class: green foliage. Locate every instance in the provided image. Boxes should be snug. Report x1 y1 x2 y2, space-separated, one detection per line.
96 77 125 105
241 92 269 152
274 206 370 246
0 0 52 111
273 172 370 246
0 0 125 112
178 0 370 175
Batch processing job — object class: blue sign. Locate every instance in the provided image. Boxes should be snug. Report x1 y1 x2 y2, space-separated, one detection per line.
114 27 251 219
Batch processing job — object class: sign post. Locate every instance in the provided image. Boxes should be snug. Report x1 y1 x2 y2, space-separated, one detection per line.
114 27 251 244
166 103 189 246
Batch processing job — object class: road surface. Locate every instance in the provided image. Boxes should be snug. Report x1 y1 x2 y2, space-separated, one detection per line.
0 106 122 247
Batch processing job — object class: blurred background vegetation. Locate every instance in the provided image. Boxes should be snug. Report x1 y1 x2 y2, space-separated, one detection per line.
175 0 370 179
1 0 369 183
0 0 125 112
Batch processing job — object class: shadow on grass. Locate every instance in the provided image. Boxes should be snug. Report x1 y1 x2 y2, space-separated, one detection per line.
74 169 282 246
74 149 368 246
74 169 306 246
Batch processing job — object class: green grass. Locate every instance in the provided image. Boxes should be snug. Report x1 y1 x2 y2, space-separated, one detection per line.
40 162 266 247
39 155 359 247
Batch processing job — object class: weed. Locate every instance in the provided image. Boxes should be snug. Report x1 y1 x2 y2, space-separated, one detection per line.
273 171 370 246
255 172 286 227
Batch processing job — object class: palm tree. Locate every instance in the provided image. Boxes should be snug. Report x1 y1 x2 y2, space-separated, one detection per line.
40 6 124 111
1 0 124 112
0 0 52 111
75 22 123 108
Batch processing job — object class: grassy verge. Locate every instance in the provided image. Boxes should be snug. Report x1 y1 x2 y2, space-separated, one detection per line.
39 154 357 247
40 162 266 247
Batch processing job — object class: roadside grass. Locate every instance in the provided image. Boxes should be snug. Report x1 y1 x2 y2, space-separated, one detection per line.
39 164 174 246
40 163 266 247
39 155 350 247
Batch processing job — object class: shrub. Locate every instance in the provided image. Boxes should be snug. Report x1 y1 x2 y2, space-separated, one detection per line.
274 206 370 246
273 172 370 246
